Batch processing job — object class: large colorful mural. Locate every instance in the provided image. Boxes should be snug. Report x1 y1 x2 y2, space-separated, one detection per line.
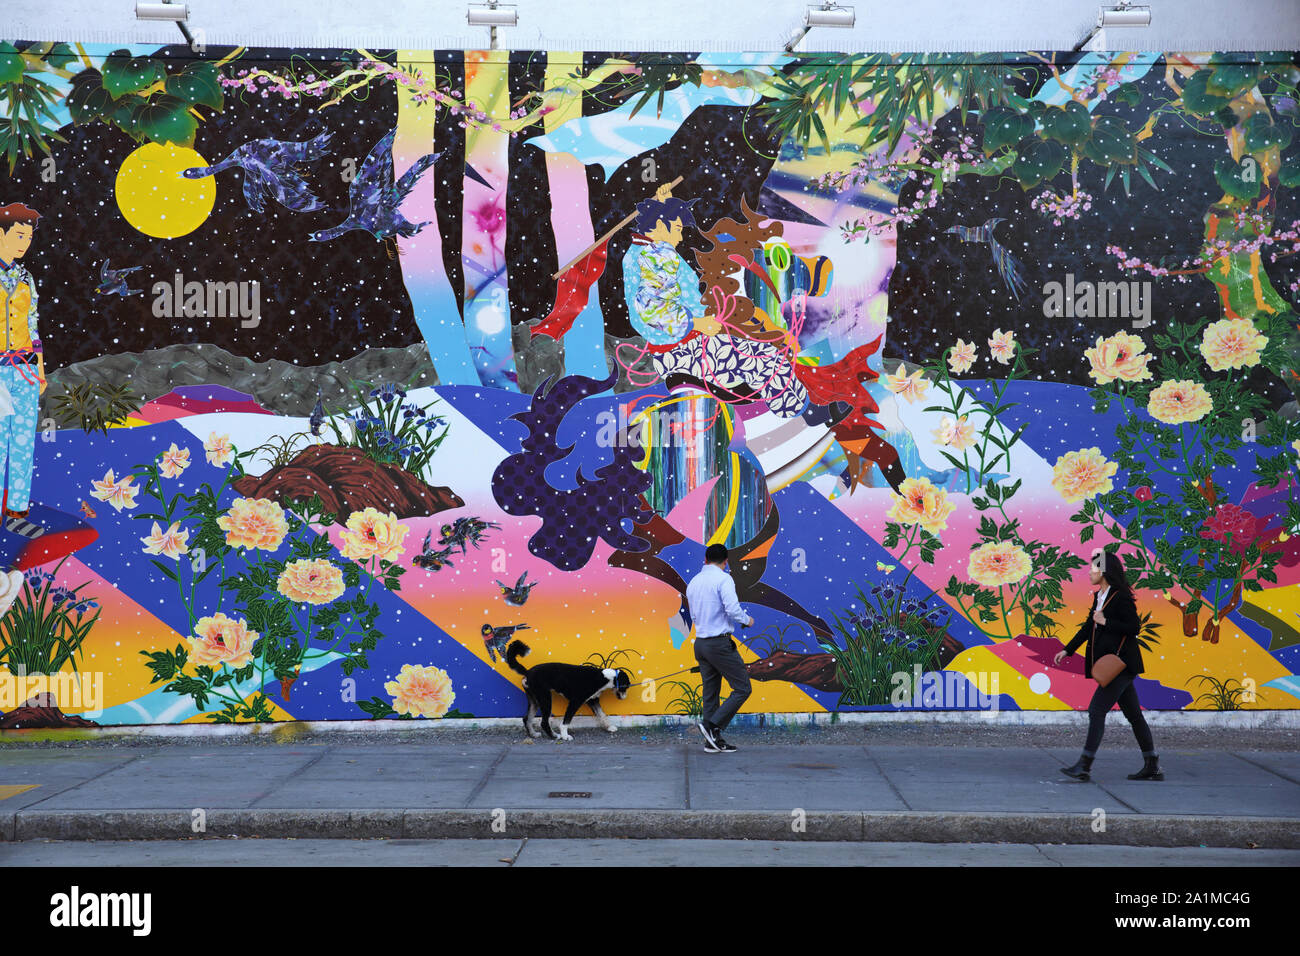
0 42 1297 726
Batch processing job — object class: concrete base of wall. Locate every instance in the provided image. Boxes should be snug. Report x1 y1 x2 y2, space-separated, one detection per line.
5 708 1297 740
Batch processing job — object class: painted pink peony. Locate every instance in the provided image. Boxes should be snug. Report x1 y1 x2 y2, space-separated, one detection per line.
1199 503 1262 555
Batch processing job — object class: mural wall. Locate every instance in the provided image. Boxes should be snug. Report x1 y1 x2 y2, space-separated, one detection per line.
0 42 1297 726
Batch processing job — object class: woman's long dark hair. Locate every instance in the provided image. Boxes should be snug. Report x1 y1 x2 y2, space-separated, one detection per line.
1097 550 1134 597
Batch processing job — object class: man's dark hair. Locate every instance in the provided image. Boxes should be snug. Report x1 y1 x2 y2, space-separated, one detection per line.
705 543 728 564
634 196 698 234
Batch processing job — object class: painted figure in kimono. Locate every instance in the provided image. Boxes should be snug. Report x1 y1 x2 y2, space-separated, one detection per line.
0 203 46 539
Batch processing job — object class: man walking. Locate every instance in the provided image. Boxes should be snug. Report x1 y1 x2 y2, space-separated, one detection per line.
685 543 753 753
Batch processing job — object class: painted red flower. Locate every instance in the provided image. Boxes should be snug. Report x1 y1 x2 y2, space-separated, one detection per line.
1198 503 1262 555
1133 485 1153 502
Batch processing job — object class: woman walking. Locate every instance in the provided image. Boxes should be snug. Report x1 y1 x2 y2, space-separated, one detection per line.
1054 550 1163 782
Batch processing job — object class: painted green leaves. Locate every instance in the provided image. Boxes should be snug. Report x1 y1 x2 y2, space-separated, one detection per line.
165 62 223 110
981 107 1034 154
1038 101 1091 146
0 42 68 172
101 49 164 97
1242 112 1293 152
1012 138 1065 189
132 95 198 146
0 41 25 84
1213 156 1262 200
983 100 1141 191
1083 115 1137 165
65 55 222 147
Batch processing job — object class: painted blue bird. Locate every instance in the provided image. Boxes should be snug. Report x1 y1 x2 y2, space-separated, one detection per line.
180 131 334 214
95 260 143 297
944 217 1028 299
308 129 440 243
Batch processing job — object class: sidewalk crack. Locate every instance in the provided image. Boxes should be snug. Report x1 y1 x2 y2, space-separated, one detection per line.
1031 843 1066 866
13 751 147 810
862 745 910 810
1229 751 1300 786
248 745 333 808
463 744 510 808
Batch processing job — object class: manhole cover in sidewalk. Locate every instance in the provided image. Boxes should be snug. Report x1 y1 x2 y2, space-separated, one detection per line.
548 791 592 798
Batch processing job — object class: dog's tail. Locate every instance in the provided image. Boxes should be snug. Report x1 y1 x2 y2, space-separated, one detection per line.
505 640 531 677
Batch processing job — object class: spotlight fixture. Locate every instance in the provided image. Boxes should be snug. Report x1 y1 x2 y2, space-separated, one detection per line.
135 1 197 48
135 2 188 19
1073 1 1151 52
785 3 856 53
467 1 518 49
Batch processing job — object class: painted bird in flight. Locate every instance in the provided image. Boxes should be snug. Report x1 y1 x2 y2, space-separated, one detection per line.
496 571 536 607
308 129 440 243
96 260 143 297
439 516 500 555
412 529 457 571
181 131 334 214
944 217 1028 299
482 623 530 663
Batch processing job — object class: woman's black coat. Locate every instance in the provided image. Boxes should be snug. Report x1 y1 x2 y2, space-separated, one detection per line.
1063 587 1144 679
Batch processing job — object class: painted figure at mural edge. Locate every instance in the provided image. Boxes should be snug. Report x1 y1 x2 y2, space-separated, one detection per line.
0 203 47 546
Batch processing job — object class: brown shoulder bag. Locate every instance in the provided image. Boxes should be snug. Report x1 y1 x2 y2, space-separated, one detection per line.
1090 592 1127 687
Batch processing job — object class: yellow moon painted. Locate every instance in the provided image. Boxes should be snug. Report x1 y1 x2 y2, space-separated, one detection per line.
115 142 216 239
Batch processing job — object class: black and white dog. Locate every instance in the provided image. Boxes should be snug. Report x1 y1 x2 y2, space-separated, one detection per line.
505 640 631 741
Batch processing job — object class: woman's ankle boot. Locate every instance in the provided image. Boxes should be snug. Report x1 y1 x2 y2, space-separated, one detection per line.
1060 754 1094 780
1127 754 1164 781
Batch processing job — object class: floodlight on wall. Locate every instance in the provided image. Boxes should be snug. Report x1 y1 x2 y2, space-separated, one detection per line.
785 3 856 53
467 2 518 50
135 2 188 19
135 1 197 49
1072 1 1152 52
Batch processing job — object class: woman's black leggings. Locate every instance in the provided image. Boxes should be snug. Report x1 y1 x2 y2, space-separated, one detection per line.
1083 670 1155 756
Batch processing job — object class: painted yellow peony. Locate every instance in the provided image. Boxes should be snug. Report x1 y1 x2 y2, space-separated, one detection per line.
1147 379 1213 424
886 476 956 534
384 663 456 718
190 612 258 669
276 558 345 605
1051 447 1119 502
968 541 1032 588
218 497 289 552
339 508 410 563
1083 331 1154 385
1200 318 1267 372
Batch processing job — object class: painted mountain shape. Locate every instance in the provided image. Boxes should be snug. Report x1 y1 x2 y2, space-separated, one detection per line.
232 443 463 520
135 385 273 423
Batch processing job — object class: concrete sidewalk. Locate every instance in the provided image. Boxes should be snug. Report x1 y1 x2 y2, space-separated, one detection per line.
1 723 1297 848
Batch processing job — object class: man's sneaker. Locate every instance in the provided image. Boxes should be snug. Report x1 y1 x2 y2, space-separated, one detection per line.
713 736 738 753
696 720 718 748
702 738 721 753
